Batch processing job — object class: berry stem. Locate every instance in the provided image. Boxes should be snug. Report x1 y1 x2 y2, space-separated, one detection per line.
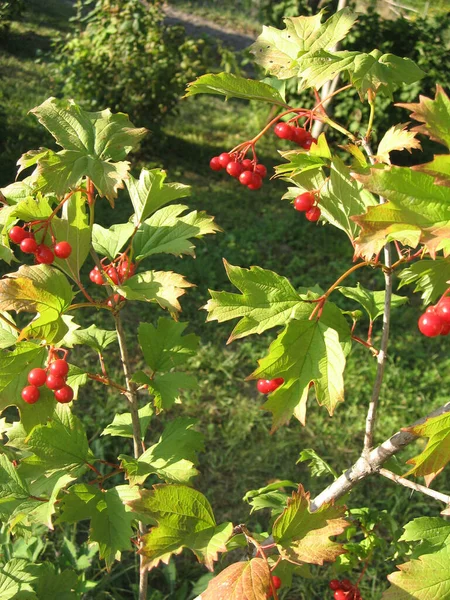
87 373 128 394
365 97 376 141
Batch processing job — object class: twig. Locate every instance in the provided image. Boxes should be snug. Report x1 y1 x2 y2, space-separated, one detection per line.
379 468 450 506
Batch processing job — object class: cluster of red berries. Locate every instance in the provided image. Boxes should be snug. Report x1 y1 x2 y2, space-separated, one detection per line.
9 225 72 264
274 122 317 150
257 378 284 394
329 579 362 600
209 153 267 191
294 191 321 222
21 358 73 405
418 297 450 337
267 575 282 597
89 260 135 286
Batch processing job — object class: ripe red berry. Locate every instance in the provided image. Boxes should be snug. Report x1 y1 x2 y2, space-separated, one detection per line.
118 261 135 279
21 385 40 404
305 206 321 222
54 385 74 403
218 152 232 168
106 267 120 284
49 359 69 378
267 378 284 392
340 580 353 591
242 158 253 170
9 226 28 244
27 368 47 387
89 269 98 283
271 575 282 589
226 161 243 178
441 321 450 336
239 170 254 186
292 127 309 145
302 137 317 150
209 156 222 171
334 591 348 600
255 164 267 178
35 244 54 264
274 122 293 140
418 312 443 337
54 241 72 259
257 378 284 394
20 237 38 254
294 192 315 212
46 374 66 390
94 270 104 285
436 297 450 324
248 173 263 191
329 580 341 591
107 294 125 307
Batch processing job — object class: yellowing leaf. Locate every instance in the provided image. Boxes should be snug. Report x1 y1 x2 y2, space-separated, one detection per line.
200 558 270 600
376 124 422 164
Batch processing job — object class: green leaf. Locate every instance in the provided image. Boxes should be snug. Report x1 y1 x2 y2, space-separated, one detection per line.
101 403 153 439
133 204 220 260
274 148 328 178
91 222 135 262
338 283 407 322
296 50 358 90
11 193 53 222
272 485 348 565
116 270 194 316
413 154 450 187
185 72 287 106
250 9 357 79
319 157 377 242
27 563 78 600
398 259 450 305
0 454 31 520
376 124 422 165
205 261 310 342
0 559 37 599
0 178 35 203
63 324 117 353
297 448 338 479
200 558 270 600
403 411 450 485
28 98 147 202
243 480 298 515
144 371 198 411
138 318 199 373
127 484 233 570
251 303 351 430
0 312 18 349
400 517 450 549
353 166 450 259
120 417 203 485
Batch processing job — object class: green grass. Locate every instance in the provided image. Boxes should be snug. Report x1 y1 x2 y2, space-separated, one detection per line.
1 2 450 599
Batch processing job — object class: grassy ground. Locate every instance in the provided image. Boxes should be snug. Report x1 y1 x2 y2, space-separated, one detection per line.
1 2 450 599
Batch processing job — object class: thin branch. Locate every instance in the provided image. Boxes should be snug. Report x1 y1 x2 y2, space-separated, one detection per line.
379 468 450 506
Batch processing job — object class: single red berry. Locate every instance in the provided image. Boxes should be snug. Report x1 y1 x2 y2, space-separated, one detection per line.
329 580 341 591
334 591 348 600
239 170 254 186
20 237 38 254
266 378 284 393
107 294 125 307
46 374 66 390
242 158 253 170
248 173 263 191
305 206 321 222
54 385 74 403
257 379 272 394
21 385 40 404
35 244 54 264
302 137 316 150
418 312 443 337
9 226 28 244
27 368 47 387
118 261 135 279
340 580 353 592
209 156 222 171
106 267 120 284
226 161 243 178
255 164 267 178
218 152 232 168
271 575 282 589
436 297 450 324
294 192 315 212
441 321 450 336
89 269 98 283
54 241 72 259
49 359 69 378
274 122 294 140
292 127 309 145
426 305 436 313
94 271 104 285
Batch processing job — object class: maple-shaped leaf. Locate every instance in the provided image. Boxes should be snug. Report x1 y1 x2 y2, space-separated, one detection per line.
413 154 450 187
25 98 147 202
127 484 233 571
134 371 198 411
274 134 331 178
250 9 357 79
272 484 348 565
92 222 134 261
63 323 117 353
27 563 78 600
403 411 450 485
0 558 37 598
353 166 450 259
133 204 220 260
338 283 407 322
205 261 311 342
200 558 270 600
251 302 351 430
400 516 450 549
397 85 450 149
376 123 422 164
101 404 153 439
398 258 450 305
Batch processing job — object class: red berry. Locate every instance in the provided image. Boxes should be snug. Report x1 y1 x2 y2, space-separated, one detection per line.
46 374 66 390
305 206 321 222
334 591 348 600
49 359 69 378
242 158 253 169
107 294 124 307
218 152 232 168
257 379 272 394
294 192 315 212
118 261 135 279
226 161 243 178
441 321 450 336
9 226 28 244
54 241 72 259
418 312 443 337
89 269 98 282
340 580 353 591
21 385 40 404
255 164 267 178
106 267 120 284
330 580 341 591
94 271 104 285
27 368 47 387
266 378 284 392
274 122 294 140
248 173 263 191
436 297 450 324
20 237 38 254
54 385 74 404
239 170 254 186
35 244 54 264
302 137 317 150
271 576 282 589
292 127 309 145
209 156 222 171
426 305 436 313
